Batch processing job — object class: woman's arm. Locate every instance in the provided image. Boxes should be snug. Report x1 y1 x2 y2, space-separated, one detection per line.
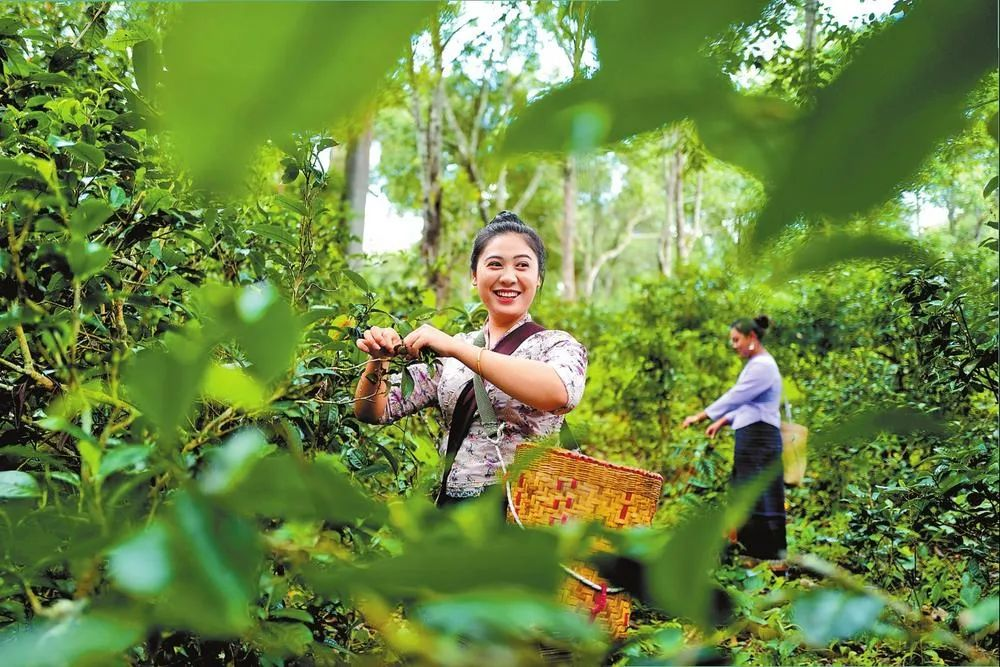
453 339 568 412
704 360 773 421
402 324 573 412
354 358 390 423
353 327 403 424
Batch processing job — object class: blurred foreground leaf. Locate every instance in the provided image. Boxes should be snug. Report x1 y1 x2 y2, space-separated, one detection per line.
219 452 386 525
0 471 41 499
108 490 262 637
792 589 885 646
0 610 144 667
768 232 928 283
810 407 945 454
303 529 561 601
124 335 211 443
162 2 435 190
414 589 604 645
751 0 998 246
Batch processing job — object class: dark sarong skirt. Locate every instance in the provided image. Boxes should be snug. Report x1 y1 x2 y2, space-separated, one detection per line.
733 421 787 559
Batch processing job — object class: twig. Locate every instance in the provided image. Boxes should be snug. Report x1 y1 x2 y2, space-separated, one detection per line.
0 343 56 390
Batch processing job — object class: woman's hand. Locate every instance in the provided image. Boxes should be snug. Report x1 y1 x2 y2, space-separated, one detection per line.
705 416 729 439
681 411 707 429
356 326 404 360
402 324 457 358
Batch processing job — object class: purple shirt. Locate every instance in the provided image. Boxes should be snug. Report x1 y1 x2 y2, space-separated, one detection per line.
379 314 588 498
705 353 782 430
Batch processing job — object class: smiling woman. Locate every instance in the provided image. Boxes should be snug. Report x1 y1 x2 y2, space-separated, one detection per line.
354 211 588 505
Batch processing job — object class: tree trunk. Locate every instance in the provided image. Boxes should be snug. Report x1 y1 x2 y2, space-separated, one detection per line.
658 130 675 276
342 114 373 265
803 0 819 91
409 16 447 306
561 156 577 301
673 148 687 269
689 169 703 258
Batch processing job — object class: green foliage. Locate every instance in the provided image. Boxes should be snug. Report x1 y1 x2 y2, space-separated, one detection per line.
161 2 436 190
0 3 996 665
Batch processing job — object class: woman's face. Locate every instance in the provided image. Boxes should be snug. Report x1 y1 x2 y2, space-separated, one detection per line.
473 233 540 323
729 327 757 359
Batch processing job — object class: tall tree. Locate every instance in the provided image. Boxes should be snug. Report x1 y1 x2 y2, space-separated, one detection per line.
408 13 447 305
540 0 592 301
342 112 374 263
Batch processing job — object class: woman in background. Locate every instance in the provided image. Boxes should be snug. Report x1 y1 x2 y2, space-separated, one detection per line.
682 315 786 562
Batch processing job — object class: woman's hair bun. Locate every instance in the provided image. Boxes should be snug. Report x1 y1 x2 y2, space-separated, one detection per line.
490 210 521 227
753 314 771 330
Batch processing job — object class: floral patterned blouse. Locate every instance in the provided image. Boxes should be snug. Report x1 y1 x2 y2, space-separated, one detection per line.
378 314 588 498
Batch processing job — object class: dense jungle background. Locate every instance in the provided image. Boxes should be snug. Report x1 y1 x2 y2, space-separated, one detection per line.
0 1 997 665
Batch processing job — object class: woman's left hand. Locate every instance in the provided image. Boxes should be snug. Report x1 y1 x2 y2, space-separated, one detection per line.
705 417 728 439
402 324 458 358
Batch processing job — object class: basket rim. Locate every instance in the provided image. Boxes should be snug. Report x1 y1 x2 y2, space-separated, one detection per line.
515 443 664 482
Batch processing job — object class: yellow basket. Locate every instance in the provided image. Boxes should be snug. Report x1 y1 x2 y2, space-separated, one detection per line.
506 444 664 639
780 422 809 486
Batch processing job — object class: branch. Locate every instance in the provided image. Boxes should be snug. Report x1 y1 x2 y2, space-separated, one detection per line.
0 355 56 391
511 165 544 213
584 212 646 297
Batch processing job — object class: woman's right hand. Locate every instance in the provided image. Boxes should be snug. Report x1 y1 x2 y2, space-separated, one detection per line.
681 411 706 429
356 326 404 360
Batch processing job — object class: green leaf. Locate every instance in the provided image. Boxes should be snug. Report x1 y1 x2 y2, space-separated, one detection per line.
959 595 999 633
65 238 113 281
768 232 928 282
69 197 114 237
0 471 41 499
401 368 415 399
199 429 274 495
234 283 301 383
983 175 999 198
810 407 944 455
0 610 145 667
202 362 269 410
303 528 561 600
65 142 106 170
249 223 297 247
501 0 794 178
558 420 580 449
274 194 307 216
102 26 157 52
97 445 151 481
109 185 128 209
792 589 885 646
161 2 436 190
221 452 386 525
253 621 315 660
108 490 262 637
108 522 173 596
123 337 211 443
131 39 162 102
0 157 43 193
414 589 603 644
342 269 370 293
751 1 998 246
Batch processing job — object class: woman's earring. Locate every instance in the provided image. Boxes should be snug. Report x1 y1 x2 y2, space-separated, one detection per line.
748 343 756 351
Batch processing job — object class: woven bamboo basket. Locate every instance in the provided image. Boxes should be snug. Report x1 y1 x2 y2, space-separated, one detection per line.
506 444 664 639
780 422 808 486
